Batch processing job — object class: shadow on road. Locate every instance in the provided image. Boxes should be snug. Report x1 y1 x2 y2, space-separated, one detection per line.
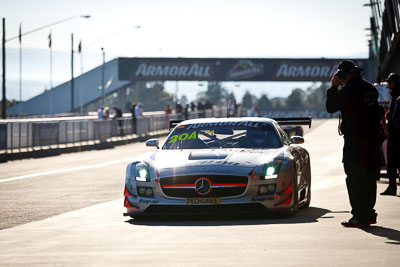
125 206 331 226
361 226 400 245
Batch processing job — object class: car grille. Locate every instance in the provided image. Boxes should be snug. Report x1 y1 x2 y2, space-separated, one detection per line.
160 175 248 198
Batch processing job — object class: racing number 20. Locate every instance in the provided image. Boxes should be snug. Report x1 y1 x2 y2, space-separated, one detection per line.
168 132 197 143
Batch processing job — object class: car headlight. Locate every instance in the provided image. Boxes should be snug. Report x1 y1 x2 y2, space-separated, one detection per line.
135 163 150 182
260 160 282 180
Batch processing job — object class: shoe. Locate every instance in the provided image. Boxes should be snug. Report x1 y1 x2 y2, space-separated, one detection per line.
380 187 397 196
369 214 377 225
341 218 370 228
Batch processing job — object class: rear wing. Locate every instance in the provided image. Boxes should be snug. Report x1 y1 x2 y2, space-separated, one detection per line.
169 120 184 131
272 116 312 128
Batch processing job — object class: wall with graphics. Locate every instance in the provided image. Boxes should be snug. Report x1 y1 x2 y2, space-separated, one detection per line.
7 57 371 116
118 57 371 82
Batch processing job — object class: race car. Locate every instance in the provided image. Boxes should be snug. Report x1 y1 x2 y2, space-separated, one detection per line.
123 117 312 218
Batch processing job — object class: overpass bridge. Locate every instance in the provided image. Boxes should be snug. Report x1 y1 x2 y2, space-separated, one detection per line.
7 57 372 117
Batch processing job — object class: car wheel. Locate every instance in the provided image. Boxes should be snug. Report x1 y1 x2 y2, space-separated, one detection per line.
290 168 299 214
304 160 311 208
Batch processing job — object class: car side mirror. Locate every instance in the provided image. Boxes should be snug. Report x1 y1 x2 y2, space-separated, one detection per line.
290 136 304 144
146 139 159 149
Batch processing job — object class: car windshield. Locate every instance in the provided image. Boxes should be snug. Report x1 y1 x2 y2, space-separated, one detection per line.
162 121 282 150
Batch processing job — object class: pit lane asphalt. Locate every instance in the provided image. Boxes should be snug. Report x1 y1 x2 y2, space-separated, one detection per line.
0 119 399 266
0 119 323 230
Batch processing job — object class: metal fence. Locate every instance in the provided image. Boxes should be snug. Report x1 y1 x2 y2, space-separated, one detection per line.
0 107 334 156
0 108 223 155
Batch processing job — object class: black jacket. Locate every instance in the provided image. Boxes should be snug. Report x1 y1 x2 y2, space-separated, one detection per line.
326 76 381 143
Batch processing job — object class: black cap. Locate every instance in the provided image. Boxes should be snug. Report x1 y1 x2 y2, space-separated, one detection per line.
385 73 400 83
337 60 363 73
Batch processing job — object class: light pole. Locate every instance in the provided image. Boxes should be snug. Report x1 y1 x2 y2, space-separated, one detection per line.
101 47 105 106
1 15 91 119
71 33 75 112
78 39 83 114
49 31 53 114
18 23 22 116
2 18 5 119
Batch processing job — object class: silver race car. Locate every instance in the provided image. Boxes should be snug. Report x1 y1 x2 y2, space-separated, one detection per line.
124 117 312 218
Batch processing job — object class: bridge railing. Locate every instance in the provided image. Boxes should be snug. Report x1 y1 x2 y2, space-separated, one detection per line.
0 108 227 156
0 108 335 158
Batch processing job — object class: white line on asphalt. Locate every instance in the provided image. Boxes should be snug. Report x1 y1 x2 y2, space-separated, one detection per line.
0 158 135 183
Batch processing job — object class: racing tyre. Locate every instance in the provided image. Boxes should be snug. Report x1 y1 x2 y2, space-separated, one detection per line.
304 160 311 208
290 168 299 214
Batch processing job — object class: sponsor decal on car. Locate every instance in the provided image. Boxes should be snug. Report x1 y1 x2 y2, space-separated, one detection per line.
251 196 274 202
186 197 220 205
185 121 262 130
138 199 160 204
168 131 197 143
174 169 235 175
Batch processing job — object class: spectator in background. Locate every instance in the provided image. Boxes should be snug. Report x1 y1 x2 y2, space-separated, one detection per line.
131 102 137 134
113 106 122 118
381 73 400 196
379 105 388 178
97 106 104 119
190 101 196 113
184 104 189 120
197 101 205 118
164 104 172 129
175 101 183 120
113 106 123 136
251 106 259 117
226 98 236 117
103 107 110 119
135 103 143 118
205 100 213 116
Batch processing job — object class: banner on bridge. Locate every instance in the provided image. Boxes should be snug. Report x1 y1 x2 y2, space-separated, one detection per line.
118 57 370 82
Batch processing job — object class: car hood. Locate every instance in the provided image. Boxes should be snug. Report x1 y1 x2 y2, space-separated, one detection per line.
145 149 284 177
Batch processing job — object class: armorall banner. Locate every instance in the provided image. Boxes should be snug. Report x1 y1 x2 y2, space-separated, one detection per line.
118 58 370 82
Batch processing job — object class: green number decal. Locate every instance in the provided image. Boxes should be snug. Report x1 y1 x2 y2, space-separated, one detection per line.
188 131 197 140
169 132 197 143
168 135 178 143
178 133 189 141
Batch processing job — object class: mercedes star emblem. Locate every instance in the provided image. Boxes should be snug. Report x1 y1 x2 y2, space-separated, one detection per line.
195 177 212 195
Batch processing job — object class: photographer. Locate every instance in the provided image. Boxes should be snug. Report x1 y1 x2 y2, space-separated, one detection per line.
326 60 382 228
380 73 400 196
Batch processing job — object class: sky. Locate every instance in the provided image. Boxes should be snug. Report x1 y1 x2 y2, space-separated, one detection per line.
1 0 373 102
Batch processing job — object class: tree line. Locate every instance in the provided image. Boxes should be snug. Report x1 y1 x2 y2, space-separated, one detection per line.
127 81 329 112
195 82 329 111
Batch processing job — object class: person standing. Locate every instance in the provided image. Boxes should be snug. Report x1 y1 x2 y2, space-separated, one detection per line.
326 60 383 228
380 73 400 196
184 104 189 120
103 106 110 119
135 103 143 118
164 104 172 129
113 106 123 136
131 102 137 134
97 106 104 119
